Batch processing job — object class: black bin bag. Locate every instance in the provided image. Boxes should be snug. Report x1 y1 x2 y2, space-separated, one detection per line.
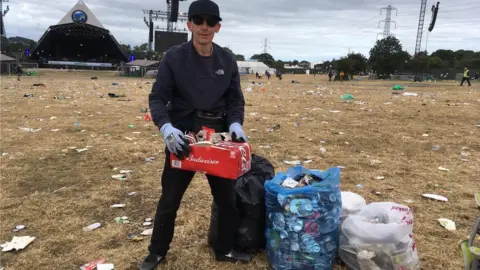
208 154 275 253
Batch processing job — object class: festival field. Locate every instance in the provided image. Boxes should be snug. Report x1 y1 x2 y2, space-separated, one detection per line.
0 70 479 269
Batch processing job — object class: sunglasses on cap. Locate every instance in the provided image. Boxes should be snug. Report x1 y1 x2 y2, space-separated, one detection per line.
191 15 219 27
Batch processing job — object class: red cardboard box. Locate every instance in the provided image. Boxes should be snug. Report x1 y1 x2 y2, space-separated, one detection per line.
170 141 252 180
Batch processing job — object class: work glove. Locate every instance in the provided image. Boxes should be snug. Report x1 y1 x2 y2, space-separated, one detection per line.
229 123 247 142
160 123 191 159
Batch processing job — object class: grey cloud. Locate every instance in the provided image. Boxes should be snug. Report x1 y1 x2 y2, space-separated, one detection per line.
3 0 480 61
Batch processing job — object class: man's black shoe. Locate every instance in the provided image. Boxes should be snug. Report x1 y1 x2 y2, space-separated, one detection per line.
138 253 166 270
215 250 252 263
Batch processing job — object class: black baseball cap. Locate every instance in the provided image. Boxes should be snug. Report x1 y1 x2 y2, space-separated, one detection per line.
188 0 222 21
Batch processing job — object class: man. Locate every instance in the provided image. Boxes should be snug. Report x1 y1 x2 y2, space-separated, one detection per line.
460 66 471 86
339 70 345 82
328 70 333 82
139 0 251 269
16 64 23 81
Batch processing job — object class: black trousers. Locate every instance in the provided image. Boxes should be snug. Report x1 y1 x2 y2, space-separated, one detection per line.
460 77 471 86
148 150 239 256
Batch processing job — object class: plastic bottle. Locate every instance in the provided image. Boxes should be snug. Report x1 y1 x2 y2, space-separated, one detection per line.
270 212 286 231
267 229 280 249
312 254 334 269
301 234 321 253
289 199 314 217
286 217 304 232
329 193 337 202
278 238 290 251
310 198 320 211
277 193 287 207
317 190 341 207
279 230 289 239
289 232 299 241
290 241 300 251
275 251 293 269
321 234 337 253
83 222 101 232
319 207 340 234
316 192 333 209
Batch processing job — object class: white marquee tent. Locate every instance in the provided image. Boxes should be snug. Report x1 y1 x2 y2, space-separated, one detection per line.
237 60 275 75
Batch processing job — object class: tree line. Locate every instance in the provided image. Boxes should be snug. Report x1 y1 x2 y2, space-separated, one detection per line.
232 36 480 76
2 35 479 76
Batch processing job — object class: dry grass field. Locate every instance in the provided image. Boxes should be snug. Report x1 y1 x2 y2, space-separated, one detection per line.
0 70 479 269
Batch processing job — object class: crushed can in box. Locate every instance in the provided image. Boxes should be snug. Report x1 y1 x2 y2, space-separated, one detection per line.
170 141 252 180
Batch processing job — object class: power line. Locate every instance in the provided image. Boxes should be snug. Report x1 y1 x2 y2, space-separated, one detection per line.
396 19 480 28
235 4 480 57
397 6 479 17
356 17 480 30
429 36 480 40
428 38 480 42
352 6 477 33
307 14 380 24
237 39 374 49
342 19 480 36
318 4 479 24
275 5 479 30
350 14 382 28
430 1 480 8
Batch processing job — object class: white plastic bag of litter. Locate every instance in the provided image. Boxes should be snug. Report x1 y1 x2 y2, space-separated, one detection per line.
339 202 420 270
340 192 366 221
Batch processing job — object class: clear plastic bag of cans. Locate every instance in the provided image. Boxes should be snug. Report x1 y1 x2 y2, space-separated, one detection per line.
264 166 342 270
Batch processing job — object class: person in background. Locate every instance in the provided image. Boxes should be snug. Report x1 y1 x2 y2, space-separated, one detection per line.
138 0 251 269
265 70 270 80
328 70 333 82
460 66 471 86
339 70 345 82
16 64 23 81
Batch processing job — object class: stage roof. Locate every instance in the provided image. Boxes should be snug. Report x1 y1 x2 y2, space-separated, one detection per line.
28 0 127 63
0 54 16 62
57 0 104 29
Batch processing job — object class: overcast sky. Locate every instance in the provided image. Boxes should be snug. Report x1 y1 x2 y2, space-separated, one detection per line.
3 0 480 62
